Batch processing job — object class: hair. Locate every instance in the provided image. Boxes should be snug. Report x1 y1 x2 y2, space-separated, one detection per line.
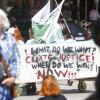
39 75 61 96
14 27 24 42
0 9 10 30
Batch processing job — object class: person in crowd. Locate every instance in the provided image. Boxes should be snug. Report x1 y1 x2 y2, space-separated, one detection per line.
85 18 100 100
86 72 100 100
92 18 100 46
13 26 24 44
0 9 20 99
25 27 37 95
26 27 35 44
7 26 24 44
8 0 22 26
89 5 100 22
38 75 67 100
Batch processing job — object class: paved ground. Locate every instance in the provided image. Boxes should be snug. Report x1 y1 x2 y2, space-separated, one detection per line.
14 80 95 100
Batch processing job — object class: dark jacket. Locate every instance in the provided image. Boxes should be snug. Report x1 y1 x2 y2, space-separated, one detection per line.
85 92 100 100
38 95 67 100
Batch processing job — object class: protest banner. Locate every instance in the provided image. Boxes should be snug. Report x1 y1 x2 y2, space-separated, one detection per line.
16 40 100 83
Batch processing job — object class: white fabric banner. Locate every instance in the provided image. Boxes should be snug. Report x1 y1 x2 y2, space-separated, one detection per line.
16 40 100 83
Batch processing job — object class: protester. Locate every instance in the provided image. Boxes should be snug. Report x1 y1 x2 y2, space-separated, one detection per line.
8 0 22 26
89 5 100 22
92 18 100 46
25 27 37 95
7 26 24 44
85 18 100 100
86 72 100 100
26 27 35 44
38 75 67 100
0 9 20 99
13 26 24 44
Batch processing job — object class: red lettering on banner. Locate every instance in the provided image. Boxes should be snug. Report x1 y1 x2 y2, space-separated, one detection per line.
25 56 31 63
60 54 69 62
86 55 90 62
79 54 84 61
37 69 76 79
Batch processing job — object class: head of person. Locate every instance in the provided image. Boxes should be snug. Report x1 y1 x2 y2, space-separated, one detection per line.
0 9 10 33
39 75 61 96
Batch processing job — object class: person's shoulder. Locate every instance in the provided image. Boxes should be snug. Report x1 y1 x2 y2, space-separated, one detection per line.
38 97 45 100
85 93 99 100
4 32 14 39
4 32 17 44
3 32 13 39
5 31 13 36
38 95 67 100
59 94 67 100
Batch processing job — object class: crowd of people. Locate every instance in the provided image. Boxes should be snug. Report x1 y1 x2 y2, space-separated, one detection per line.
0 0 100 99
